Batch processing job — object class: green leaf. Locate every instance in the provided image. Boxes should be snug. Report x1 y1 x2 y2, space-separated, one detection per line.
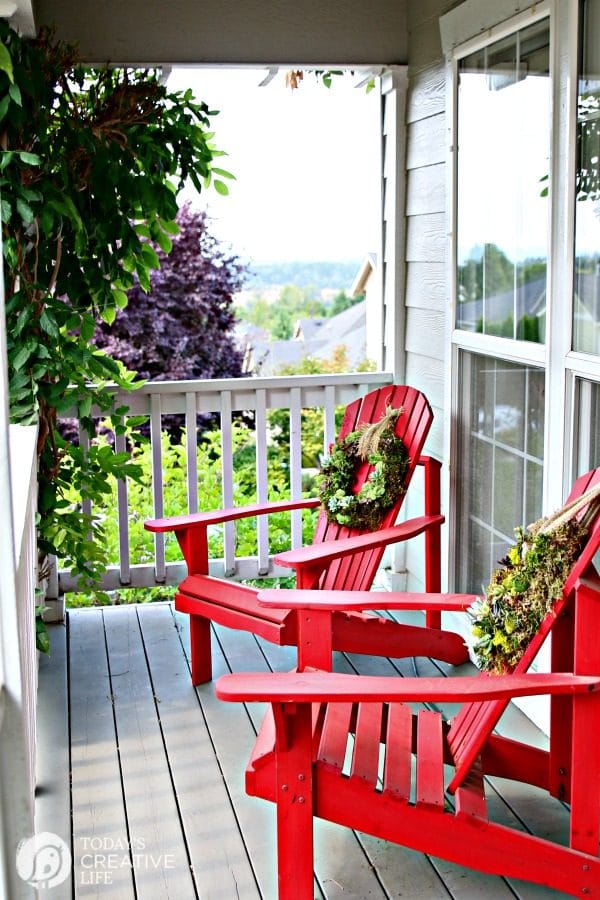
213 180 229 196
0 42 13 82
11 344 32 371
80 314 95 342
1 198 10 222
140 243 160 269
18 151 41 166
211 167 236 181
0 151 14 171
159 218 180 235
154 230 172 253
40 309 59 337
16 197 34 225
101 306 116 326
113 290 129 309
0 94 9 123
9 82 22 106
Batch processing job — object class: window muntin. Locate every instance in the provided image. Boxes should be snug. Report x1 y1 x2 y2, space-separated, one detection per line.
573 0 600 354
456 20 550 342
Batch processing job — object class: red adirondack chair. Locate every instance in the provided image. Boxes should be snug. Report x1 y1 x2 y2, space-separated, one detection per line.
217 467 600 899
145 385 468 683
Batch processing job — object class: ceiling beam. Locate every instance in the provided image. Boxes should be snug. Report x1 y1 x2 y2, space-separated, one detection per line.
32 0 408 66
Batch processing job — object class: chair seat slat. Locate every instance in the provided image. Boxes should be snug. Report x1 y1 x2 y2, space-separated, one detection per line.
383 703 413 800
416 709 445 810
350 703 384 787
318 702 354 770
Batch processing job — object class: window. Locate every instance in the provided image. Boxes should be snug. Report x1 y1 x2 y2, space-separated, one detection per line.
573 0 600 354
452 10 551 593
456 20 550 342
456 354 545 593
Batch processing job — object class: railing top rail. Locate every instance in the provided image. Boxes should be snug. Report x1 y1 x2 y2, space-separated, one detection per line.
133 371 393 395
62 371 394 418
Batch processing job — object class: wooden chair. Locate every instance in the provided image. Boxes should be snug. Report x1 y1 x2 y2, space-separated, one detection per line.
145 385 468 684
217 467 600 899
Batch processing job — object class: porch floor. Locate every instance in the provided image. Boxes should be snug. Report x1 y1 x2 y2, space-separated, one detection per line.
36 602 572 899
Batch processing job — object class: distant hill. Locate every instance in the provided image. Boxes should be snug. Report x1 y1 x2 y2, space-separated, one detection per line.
244 260 361 292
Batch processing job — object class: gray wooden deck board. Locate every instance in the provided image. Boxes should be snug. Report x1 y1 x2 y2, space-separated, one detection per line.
36 602 575 899
35 621 73 896
138 604 261 900
69 608 135 898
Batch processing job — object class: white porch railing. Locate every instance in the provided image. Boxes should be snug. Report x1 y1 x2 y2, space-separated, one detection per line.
55 371 394 596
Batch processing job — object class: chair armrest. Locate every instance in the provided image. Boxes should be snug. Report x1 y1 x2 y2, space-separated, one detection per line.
145 497 320 533
257 588 478 613
274 514 444 571
216 670 600 705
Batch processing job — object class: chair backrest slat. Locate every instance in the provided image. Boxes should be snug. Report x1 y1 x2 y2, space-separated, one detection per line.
446 467 600 794
312 386 434 593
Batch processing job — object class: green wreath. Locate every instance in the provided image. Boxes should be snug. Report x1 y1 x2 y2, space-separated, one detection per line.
317 406 409 531
470 482 600 673
470 519 587 673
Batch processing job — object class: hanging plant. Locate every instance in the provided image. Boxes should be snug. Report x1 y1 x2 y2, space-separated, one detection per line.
317 406 409 531
470 484 600 673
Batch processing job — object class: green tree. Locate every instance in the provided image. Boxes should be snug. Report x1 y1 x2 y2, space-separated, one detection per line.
0 23 231 585
330 290 364 316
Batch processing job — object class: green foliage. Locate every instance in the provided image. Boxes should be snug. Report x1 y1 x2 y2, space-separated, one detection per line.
471 520 587 673
35 604 50 653
476 312 540 342
237 283 327 340
330 290 364 316
0 23 230 585
67 422 319 605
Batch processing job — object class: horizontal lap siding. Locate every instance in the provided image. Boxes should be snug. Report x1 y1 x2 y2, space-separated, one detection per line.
401 1 462 588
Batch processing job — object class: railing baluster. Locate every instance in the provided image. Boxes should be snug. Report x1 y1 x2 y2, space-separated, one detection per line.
115 425 131 585
255 389 269 575
185 391 198 515
220 391 235 576
57 372 394 593
323 384 337 457
150 394 166 583
289 387 303 548
79 420 92 525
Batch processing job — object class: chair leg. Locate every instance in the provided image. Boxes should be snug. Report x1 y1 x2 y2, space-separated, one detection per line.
274 703 315 900
189 614 212 685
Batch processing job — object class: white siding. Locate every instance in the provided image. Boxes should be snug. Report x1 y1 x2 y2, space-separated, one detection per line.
401 1 463 589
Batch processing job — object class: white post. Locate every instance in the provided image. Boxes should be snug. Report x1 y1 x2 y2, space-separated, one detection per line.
0 249 36 898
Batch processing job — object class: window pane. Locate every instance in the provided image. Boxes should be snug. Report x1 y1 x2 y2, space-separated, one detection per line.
573 0 600 354
574 378 600 473
456 353 545 593
456 20 550 342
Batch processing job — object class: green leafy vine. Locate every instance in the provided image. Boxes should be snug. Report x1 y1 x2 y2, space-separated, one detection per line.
0 22 232 589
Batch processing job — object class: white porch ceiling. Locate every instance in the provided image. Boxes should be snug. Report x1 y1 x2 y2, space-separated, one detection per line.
30 0 408 66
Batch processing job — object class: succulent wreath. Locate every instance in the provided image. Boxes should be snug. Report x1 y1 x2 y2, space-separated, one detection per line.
317 406 409 531
470 482 600 673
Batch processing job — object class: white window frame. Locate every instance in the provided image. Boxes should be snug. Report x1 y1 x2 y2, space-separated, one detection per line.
440 0 589 590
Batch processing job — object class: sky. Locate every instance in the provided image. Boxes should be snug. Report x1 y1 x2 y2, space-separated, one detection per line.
166 68 381 266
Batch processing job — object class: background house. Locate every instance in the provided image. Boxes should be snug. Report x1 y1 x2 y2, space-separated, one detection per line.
243 299 367 374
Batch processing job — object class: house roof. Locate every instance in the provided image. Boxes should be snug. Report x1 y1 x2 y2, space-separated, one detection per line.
350 252 377 296
456 277 547 332
244 300 366 375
